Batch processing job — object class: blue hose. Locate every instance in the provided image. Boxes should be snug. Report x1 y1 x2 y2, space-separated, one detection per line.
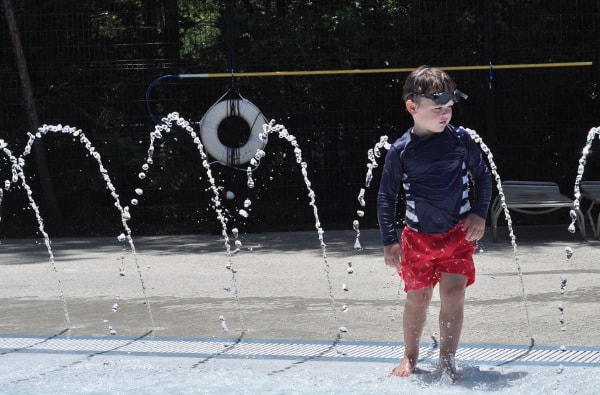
145 74 179 124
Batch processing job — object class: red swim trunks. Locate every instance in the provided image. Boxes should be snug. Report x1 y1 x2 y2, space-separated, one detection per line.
399 221 476 292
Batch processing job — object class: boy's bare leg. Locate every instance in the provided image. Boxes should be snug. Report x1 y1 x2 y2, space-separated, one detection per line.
392 286 433 377
437 273 468 381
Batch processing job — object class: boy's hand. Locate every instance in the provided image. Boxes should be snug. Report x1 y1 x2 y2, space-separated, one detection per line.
384 243 404 270
462 214 486 241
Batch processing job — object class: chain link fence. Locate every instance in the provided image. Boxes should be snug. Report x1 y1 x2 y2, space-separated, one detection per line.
1 0 599 237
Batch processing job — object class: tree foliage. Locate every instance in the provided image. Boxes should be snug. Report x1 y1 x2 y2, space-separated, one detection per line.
0 0 598 236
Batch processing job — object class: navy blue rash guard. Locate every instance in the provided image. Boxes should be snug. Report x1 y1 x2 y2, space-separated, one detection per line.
377 125 492 246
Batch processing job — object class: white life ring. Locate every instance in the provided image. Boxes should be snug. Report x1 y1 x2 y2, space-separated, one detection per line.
199 98 267 166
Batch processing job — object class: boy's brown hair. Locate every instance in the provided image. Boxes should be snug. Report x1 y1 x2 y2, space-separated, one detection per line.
403 66 457 102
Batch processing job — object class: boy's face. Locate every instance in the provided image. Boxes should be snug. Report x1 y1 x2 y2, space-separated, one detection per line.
405 98 454 136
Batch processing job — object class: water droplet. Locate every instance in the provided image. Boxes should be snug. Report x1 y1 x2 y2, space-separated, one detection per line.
238 209 249 218
246 167 255 188
117 233 126 242
219 315 229 332
130 198 138 205
135 188 143 196
357 188 366 207
138 172 146 180
565 246 573 259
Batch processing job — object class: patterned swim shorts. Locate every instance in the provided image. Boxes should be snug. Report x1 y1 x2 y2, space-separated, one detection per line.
400 221 476 292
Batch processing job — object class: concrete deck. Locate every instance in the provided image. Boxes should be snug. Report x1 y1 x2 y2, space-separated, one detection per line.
0 224 598 352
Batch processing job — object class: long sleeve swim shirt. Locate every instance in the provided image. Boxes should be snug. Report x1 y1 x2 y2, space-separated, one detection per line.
377 125 492 246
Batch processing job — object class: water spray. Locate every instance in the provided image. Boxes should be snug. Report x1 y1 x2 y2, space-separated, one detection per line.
0 138 72 333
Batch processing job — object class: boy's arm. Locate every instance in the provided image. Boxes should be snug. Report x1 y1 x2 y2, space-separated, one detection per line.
458 131 492 241
377 146 403 246
384 243 404 270
461 213 486 241
465 137 493 219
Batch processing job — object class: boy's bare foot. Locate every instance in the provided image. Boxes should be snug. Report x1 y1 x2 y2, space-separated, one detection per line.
438 354 462 383
391 356 415 377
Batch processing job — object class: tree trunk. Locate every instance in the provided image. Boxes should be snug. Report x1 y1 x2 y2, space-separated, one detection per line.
2 0 63 228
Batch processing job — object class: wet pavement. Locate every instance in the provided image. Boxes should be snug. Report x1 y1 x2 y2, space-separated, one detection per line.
0 224 598 349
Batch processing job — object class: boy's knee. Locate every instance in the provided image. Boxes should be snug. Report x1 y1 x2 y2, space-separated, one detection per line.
406 287 433 308
440 284 466 303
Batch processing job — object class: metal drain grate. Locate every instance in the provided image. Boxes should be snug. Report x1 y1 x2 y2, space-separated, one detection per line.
1 335 599 367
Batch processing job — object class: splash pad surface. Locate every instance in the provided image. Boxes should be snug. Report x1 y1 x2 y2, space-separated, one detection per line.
1 226 600 393
1 335 600 394
2 349 599 395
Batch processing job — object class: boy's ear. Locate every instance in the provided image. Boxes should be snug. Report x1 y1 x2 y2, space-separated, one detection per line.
405 99 418 115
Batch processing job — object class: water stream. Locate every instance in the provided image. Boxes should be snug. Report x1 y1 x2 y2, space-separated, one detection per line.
570 126 600 232
1 137 72 332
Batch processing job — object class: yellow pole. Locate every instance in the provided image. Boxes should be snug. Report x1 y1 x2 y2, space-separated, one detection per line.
177 62 593 79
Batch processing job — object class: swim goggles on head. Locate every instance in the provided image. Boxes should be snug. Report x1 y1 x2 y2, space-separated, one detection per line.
406 89 469 104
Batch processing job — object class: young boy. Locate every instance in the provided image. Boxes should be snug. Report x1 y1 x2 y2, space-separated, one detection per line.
377 66 492 381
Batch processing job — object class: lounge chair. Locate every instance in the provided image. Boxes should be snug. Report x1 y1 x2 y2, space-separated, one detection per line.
491 181 585 241
580 181 600 239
